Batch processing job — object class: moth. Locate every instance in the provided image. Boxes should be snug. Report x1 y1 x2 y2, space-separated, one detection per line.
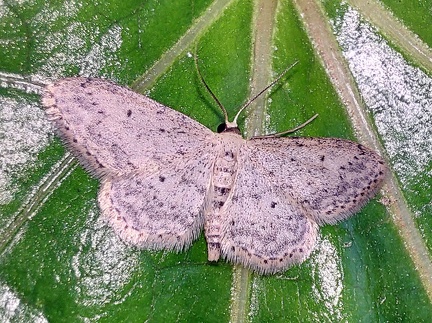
42 69 386 274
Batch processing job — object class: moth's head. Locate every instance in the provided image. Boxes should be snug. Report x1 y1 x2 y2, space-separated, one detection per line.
217 121 241 135
194 54 299 138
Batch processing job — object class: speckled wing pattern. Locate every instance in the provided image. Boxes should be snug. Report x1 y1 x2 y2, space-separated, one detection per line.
43 77 216 177
219 137 386 273
43 77 217 252
99 155 214 251
43 77 386 275
220 150 319 274
244 137 386 225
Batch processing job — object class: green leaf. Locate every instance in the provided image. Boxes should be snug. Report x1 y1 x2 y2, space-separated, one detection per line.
1 0 431 321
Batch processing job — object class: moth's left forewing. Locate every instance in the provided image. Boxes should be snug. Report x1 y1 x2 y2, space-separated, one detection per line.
43 77 221 253
42 78 217 178
246 137 387 225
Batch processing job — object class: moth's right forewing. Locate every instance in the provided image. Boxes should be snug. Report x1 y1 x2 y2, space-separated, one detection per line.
43 77 216 177
247 137 387 225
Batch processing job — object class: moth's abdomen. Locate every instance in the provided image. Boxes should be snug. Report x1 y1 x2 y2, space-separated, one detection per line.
205 145 239 261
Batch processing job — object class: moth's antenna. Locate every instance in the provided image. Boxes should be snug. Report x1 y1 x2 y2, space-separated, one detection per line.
233 61 298 125
194 53 230 124
252 113 319 138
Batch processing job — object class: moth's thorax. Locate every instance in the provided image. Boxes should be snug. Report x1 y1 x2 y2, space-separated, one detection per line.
204 134 243 261
219 128 244 140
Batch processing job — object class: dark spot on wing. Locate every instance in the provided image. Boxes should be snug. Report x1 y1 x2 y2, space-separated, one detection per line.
225 151 234 159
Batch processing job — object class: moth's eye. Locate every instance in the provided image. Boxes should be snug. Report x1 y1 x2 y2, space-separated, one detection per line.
217 123 227 133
